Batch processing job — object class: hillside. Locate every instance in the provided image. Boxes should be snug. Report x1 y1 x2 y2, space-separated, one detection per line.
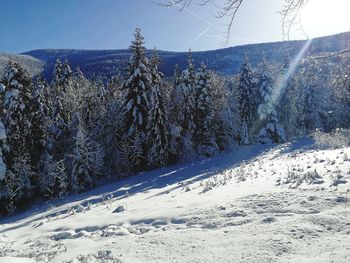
23 31 350 81
0 136 349 262
0 53 43 78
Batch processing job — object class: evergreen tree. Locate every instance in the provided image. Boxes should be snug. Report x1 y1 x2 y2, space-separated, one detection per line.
181 50 196 135
146 49 170 168
3 155 33 212
66 113 104 193
194 62 218 156
49 59 74 159
168 64 185 162
38 152 67 198
236 55 257 145
278 57 302 138
297 60 324 134
175 51 197 162
256 61 286 143
209 72 237 150
121 28 151 171
1 62 34 166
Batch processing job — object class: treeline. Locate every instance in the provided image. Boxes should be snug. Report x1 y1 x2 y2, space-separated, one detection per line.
0 28 349 214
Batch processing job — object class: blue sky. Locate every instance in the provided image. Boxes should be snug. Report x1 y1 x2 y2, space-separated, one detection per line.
0 0 349 53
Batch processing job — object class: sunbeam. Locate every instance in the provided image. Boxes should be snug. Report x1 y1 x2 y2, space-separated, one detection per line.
274 38 313 104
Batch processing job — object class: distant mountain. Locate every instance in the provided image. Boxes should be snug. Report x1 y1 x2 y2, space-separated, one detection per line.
22 31 350 81
0 53 43 78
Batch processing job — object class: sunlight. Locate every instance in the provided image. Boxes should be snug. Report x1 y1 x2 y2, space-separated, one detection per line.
274 39 313 103
300 0 350 38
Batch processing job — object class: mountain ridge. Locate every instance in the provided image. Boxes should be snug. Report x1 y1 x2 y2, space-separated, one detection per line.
19 31 350 80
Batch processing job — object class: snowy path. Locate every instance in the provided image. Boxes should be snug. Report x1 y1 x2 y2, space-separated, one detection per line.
0 139 349 262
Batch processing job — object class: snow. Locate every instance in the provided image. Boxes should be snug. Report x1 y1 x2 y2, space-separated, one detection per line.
0 122 6 140
0 138 349 262
0 84 5 93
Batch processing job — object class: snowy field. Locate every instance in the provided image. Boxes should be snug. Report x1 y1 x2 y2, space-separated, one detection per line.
0 138 349 263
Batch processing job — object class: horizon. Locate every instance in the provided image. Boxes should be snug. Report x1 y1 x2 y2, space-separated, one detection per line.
17 30 350 55
1 0 350 53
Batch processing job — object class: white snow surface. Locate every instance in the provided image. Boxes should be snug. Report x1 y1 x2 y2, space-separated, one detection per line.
0 138 349 263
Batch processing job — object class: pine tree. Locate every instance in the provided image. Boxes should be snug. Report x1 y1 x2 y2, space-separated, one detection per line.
256 61 286 143
194 62 218 156
121 28 151 171
49 59 74 159
38 152 67 198
66 114 104 193
278 57 302 138
168 64 185 161
3 155 33 212
2 62 34 165
174 51 197 162
297 60 324 134
146 49 170 168
236 55 257 145
181 50 196 135
209 72 237 150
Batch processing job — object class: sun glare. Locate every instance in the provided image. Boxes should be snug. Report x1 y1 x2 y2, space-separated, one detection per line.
300 0 350 38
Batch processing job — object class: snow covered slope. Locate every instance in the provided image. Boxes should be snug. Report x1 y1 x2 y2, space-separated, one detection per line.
0 53 42 78
0 138 349 263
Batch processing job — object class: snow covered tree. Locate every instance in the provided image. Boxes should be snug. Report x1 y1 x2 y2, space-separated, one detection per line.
194 62 218 156
174 51 197 162
256 60 286 143
66 113 104 193
146 49 170 168
301 64 324 133
4 156 33 213
182 50 197 135
1 62 34 165
168 64 185 162
209 72 237 150
121 28 151 171
38 152 67 198
0 62 49 210
49 59 75 159
236 55 257 145
278 57 302 138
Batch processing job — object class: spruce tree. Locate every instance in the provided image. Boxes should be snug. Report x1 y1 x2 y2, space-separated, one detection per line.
50 59 74 159
121 28 151 171
146 49 170 168
278 57 302 138
176 51 197 162
66 113 104 193
168 64 185 162
194 62 218 156
236 55 256 145
256 61 286 143
0 62 37 209
182 50 196 135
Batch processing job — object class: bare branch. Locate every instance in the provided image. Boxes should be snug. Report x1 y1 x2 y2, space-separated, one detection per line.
311 48 350 59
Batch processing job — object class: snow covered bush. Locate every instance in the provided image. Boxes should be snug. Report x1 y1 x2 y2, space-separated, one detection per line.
311 129 350 149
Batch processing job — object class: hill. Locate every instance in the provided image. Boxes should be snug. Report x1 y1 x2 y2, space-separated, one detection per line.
0 53 43 78
23 31 350 81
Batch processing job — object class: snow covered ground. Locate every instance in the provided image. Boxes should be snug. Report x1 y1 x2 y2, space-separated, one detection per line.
0 138 349 263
